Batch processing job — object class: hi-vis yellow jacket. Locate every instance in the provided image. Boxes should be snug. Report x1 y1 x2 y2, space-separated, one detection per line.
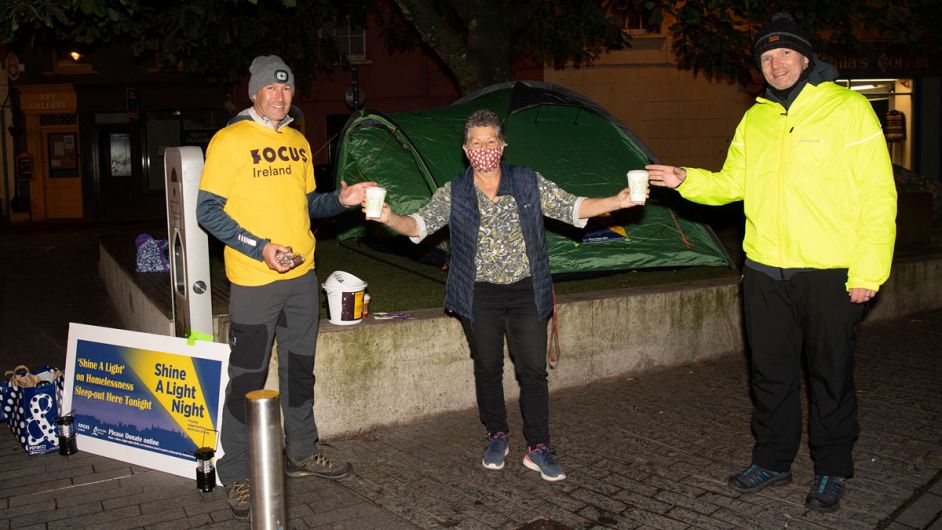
679 81 897 291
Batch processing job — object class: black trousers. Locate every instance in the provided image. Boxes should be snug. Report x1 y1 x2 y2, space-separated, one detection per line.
743 267 865 477
459 278 550 447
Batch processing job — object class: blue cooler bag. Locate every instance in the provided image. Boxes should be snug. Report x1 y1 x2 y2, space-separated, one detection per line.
6 366 63 455
0 379 10 422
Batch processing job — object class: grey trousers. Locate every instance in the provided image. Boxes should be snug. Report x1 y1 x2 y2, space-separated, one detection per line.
217 270 320 485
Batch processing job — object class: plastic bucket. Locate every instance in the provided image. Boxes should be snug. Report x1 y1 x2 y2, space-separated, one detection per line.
322 271 367 325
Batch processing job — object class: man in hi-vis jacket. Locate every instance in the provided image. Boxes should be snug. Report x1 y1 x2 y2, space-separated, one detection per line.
647 13 896 513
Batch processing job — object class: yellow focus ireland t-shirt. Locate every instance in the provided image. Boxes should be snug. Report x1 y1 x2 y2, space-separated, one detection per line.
199 120 317 286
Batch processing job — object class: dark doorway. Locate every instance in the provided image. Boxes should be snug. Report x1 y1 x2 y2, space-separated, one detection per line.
97 123 146 219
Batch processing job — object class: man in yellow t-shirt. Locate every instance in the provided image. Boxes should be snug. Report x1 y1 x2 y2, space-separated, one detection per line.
197 55 374 521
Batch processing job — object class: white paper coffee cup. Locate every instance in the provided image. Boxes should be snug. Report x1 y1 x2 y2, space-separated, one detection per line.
627 170 649 202
364 186 387 218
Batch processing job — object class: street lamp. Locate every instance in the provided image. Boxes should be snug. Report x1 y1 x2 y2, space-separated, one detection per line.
345 64 365 111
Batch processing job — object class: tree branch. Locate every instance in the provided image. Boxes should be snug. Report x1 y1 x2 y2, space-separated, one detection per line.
393 0 488 93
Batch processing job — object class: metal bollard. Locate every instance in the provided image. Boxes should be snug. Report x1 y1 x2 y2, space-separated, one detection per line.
246 389 286 529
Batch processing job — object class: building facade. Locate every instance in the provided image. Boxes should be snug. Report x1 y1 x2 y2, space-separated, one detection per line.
544 14 941 184
0 13 542 223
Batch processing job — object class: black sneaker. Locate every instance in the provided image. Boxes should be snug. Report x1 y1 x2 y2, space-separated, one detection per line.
805 475 846 512
225 478 251 521
285 451 352 479
728 464 792 493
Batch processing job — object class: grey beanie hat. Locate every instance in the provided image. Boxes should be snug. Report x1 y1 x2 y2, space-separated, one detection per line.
248 55 295 99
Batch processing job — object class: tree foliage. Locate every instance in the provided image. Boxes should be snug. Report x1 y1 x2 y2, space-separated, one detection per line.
1 0 370 91
643 0 942 85
390 0 629 93
3 0 939 95
1 0 628 94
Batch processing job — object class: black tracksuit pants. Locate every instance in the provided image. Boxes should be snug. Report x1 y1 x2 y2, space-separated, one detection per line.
459 278 550 448
742 267 865 478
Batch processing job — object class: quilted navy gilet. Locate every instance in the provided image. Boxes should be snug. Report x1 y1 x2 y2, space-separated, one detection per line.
445 163 553 322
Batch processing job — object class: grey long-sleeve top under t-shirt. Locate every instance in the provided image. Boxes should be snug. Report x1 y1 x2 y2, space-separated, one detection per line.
196 189 347 261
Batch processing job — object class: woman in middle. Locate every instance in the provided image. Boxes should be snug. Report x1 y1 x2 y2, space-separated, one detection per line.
366 109 647 482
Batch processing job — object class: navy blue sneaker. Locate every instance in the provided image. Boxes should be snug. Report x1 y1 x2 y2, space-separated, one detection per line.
805 475 846 512
523 444 566 482
482 432 509 470
728 464 792 493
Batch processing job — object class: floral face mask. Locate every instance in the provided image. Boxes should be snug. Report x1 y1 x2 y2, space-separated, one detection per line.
465 146 504 173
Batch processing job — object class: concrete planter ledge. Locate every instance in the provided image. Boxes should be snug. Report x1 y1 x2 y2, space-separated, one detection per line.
99 243 942 438
312 275 745 438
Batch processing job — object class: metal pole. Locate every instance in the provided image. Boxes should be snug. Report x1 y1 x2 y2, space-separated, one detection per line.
351 65 359 110
246 389 286 529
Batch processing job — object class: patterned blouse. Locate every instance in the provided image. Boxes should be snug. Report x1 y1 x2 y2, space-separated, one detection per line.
410 172 587 284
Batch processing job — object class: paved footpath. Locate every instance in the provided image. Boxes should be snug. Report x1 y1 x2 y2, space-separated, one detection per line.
0 224 940 529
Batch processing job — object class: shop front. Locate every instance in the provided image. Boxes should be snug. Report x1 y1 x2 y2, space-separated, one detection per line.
16 84 83 221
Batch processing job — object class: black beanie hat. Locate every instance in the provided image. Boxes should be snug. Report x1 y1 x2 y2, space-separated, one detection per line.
754 12 814 62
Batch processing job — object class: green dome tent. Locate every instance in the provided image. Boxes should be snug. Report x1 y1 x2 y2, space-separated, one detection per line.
333 80 733 273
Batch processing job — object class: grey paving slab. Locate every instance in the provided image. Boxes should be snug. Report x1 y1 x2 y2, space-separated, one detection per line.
895 492 942 529
883 523 919 530
145 512 214 529
932 479 942 497
302 502 420 529
10 500 107 528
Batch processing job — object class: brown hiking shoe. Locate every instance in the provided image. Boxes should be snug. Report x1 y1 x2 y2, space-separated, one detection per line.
225 478 251 521
284 451 352 479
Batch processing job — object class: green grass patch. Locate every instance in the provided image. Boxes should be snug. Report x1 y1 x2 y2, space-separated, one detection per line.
313 232 741 316
314 238 449 314
207 225 743 317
